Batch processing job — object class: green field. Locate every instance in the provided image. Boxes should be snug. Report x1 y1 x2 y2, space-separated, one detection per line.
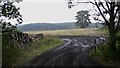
24 28 106 36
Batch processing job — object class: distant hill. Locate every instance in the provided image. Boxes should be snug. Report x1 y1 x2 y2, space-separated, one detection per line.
18 22 77 31
18 22 103 31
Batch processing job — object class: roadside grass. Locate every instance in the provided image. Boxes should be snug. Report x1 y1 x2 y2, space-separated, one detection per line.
24 28 105 36
17 36 64 66
2 33 63 68
89 27 120 66
89 42 120 66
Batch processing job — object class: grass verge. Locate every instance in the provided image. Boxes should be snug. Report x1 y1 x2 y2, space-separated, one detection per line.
2 33 63 68
89 42 120 66
89 28 120 66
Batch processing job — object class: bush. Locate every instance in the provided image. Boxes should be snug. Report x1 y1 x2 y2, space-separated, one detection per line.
2 32 21 67
90 42 120 63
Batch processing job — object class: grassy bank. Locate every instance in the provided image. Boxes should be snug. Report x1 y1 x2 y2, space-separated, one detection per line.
2 33 63 67
89 28 120 66
89 40 120 66
89 45 120 66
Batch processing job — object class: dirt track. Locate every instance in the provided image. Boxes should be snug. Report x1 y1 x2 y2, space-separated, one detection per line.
23 36 107 67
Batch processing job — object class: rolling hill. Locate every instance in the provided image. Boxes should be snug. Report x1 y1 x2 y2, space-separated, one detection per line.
18 22 103 31
18 22 77 31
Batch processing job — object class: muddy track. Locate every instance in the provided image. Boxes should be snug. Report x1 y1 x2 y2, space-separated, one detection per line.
23 36 107 67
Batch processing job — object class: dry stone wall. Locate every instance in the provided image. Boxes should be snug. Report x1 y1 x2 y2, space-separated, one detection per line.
11 32 44 48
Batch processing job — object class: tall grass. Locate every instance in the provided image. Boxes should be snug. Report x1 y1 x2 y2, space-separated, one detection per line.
89 42 120 66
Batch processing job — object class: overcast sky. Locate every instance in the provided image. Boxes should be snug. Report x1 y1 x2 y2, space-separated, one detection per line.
14 0 95 25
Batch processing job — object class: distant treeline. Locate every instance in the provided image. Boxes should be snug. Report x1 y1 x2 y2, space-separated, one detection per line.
18 22 103 31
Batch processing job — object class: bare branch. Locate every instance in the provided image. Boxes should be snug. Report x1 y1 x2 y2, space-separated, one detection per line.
105 0 110 11
116 14 120 32
76 1 95 5
99 0 110 14
114 2 120 20
88 1 95 5
94 0 109 26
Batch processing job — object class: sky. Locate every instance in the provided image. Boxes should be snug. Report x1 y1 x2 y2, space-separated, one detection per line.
14 0 96 25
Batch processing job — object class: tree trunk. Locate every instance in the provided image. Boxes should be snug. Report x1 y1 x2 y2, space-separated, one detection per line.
108 3 117 51
109 30 117 51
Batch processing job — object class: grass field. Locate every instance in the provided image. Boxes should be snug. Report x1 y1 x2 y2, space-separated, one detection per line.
24 28 107 36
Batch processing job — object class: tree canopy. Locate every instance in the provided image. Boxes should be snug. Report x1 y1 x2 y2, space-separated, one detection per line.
0 0 23 33
75 10 91 28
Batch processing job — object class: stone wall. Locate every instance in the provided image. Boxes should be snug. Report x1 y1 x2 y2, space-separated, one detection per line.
30 34 44 41
11 32 44 48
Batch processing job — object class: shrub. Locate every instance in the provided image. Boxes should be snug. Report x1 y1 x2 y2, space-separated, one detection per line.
90 42 120 63
2 32 21 67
